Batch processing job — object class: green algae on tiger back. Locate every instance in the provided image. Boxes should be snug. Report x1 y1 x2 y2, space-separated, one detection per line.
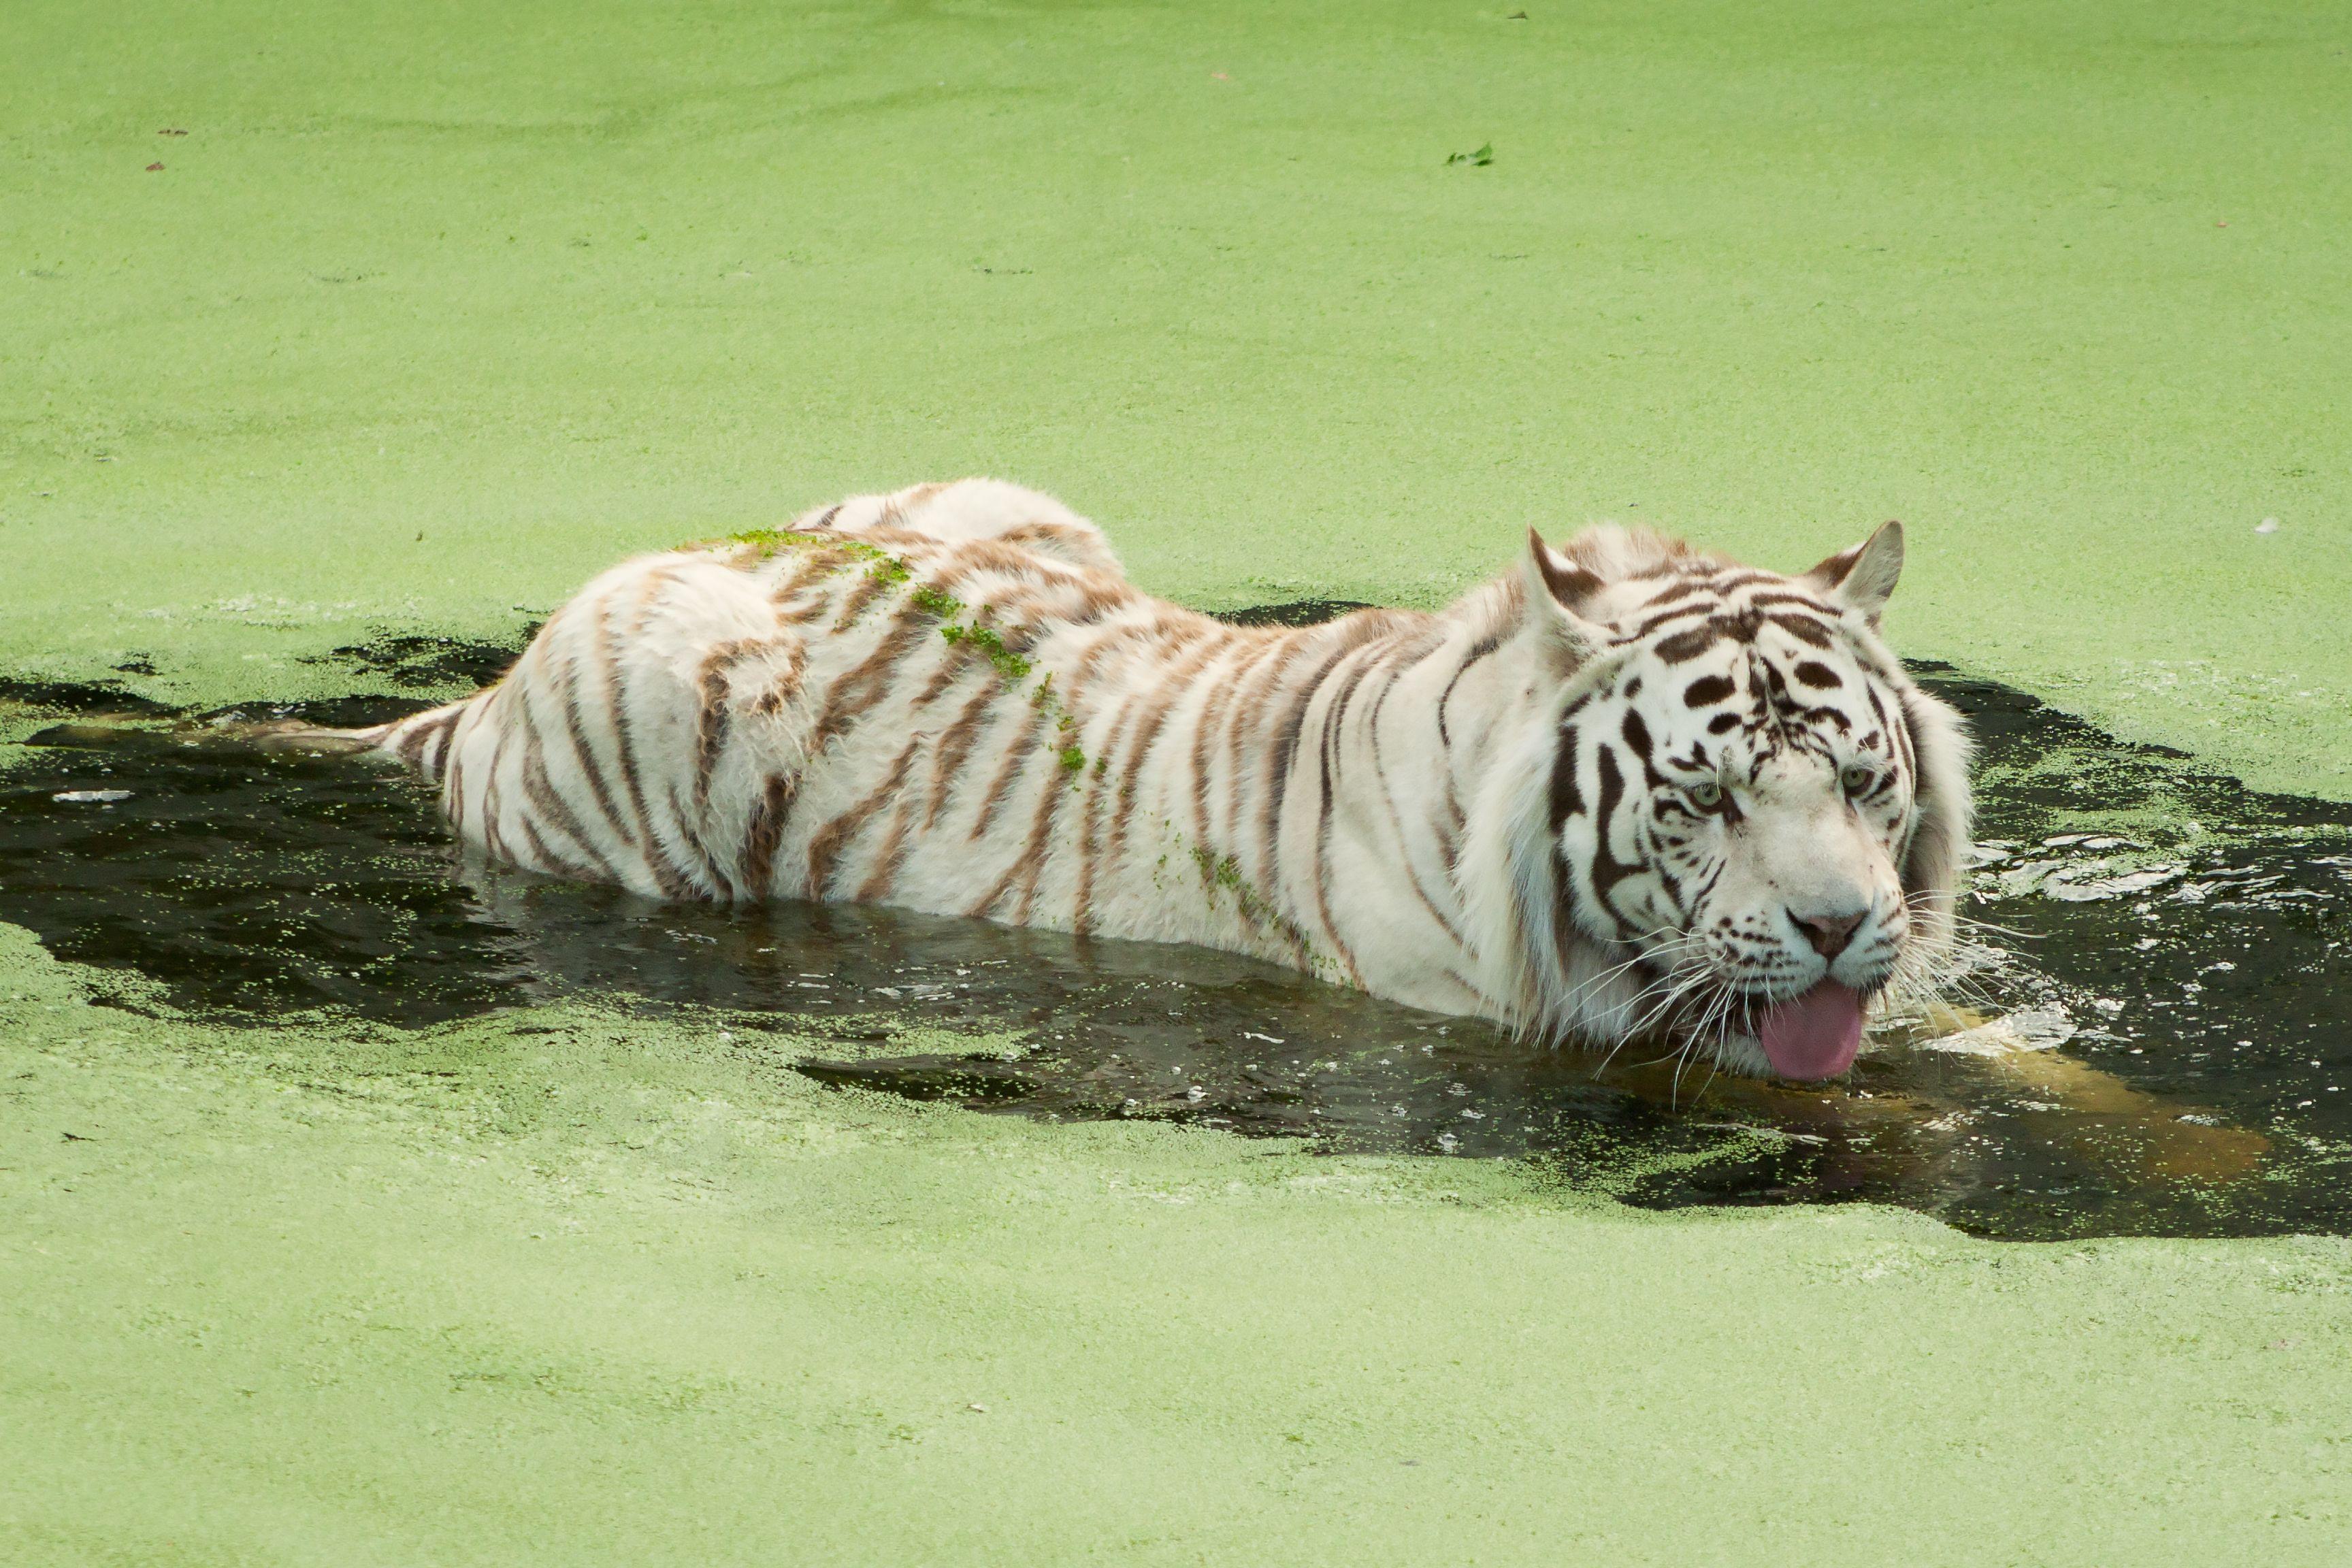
704 527 1043 683
698 515 1135 802
713 527 906 577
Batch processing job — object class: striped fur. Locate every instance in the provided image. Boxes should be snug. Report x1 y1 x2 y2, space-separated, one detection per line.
369 479 1971 1076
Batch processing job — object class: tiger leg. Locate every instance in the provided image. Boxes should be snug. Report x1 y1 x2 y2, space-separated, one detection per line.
385 553 811 901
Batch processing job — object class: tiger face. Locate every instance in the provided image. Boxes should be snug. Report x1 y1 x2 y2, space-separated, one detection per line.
1484 521 1970 1081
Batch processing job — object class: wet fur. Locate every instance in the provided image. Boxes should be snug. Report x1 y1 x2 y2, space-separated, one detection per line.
361 481 1970 1074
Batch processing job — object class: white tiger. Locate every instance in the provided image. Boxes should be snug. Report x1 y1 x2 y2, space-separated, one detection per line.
364 479 1971 1081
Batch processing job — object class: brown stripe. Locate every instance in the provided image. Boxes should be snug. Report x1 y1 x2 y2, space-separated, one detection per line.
418 710 461 780
1303 632 1397 984
691 637 758 808
855 523 943 551
551 644 636 854
992 521 1096 551
1218 633 1313 846
515 688 617 874
1318 618 1402 753
476 679 537 866
1188 635 1281 852
966 602 1045 662
969 762 1071 924
776 591 842 627
517 815 591 878
831 563 902 627
477 720 513 868
1198 634 1323 953
1863 683 1893 754
625 564 680 636
693 633 802 804
1435 632 1503 749
1743 589 1835 613
1652 624 1720 664
1360 621 1448 738
1629 601 1718 640
1062 580 1135 627
519 727 619 882
1070 691 1145 937
776 542 861 588
642 608 744 898
1682 673 1736 707
395 711 435 767
911 634 987 710
941 536 1064 583
1634 580 1718 613
1358 632 1468 946
600 583 693 901
913 553 990 608
1766 613 1835 649
662 778 737 901
893 480 951 512
1090 630 1228 934
806 606 936 758
992 521 1120 570
1793 659 1843 690
765 546 861 610
924 679 1007 831
970 702 1048 840
853 795 921 904
1004 774 1071 925
1586 745 1644 937
409 705 466 779
1370 715 1467 946
748 641 807 717
519 775 606 883
805 740 923 898
762 540 837 587
441 711 472 832
1257 621 1388 892
738 772 798 898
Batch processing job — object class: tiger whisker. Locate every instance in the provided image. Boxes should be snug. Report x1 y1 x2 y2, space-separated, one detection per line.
1594 962 1712 1075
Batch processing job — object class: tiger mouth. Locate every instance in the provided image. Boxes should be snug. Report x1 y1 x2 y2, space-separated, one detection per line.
1629 967 1893 1083
1708 977 1889 1033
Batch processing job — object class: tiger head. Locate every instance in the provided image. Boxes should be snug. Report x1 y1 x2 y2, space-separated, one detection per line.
1463 521 1972 1081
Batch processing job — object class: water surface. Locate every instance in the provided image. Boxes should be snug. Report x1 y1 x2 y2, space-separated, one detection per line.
3 632 2346 1241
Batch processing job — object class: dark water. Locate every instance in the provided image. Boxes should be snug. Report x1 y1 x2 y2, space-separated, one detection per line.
1 629 2347 1242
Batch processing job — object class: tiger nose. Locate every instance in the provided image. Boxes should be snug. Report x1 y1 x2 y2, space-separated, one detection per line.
1791 909 1865 960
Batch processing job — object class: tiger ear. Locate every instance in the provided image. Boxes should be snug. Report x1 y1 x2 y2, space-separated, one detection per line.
1802 520 1904 625
1522 529 1610 669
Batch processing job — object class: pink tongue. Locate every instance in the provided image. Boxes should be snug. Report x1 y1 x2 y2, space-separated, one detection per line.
1759 981 1865 1081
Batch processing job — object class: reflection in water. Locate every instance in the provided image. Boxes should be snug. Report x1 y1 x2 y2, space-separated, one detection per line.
0 644 2347 1242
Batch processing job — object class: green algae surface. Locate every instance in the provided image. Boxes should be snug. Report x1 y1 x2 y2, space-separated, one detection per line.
7 3 2352 1561
5 0 2349 796
8 932 2351 1565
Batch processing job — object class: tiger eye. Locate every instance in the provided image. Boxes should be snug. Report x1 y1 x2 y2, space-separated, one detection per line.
1688 780 1725 809
1840 763 1875 794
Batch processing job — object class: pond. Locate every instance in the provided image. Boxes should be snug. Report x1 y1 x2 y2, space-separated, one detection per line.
3 616 2347 1242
